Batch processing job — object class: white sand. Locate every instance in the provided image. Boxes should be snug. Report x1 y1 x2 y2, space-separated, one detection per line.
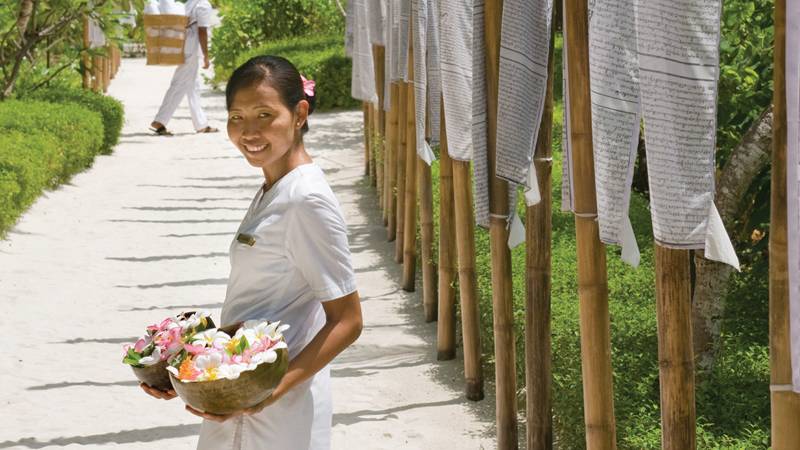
0 58 496 449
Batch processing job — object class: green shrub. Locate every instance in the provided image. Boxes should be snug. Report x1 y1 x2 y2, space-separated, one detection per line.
25 87 124 154
0 131 62 233
210 0 345 75
0 100 104 180
213 34 358 111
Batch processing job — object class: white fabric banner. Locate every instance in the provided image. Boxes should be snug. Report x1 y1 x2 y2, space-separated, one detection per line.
495 0 553 201
438 0 474 161
412 0 436 165
350 0 378 104
588 0 641 266
635 0 738 270
786 0 800 394
368 0 386 46
426 0 442 147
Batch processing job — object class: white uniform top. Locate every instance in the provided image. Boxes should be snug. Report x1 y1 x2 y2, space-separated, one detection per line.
197 163 357 450
183 0 213 57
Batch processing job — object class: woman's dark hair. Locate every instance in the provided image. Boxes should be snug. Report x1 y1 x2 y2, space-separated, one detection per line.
225 55 316 134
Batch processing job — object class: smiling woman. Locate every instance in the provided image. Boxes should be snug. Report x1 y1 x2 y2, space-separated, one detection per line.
139 55 362 450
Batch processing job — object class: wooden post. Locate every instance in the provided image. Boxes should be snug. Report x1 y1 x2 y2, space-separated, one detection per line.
402 41 418 291
395 77 409 263
364 102 371 177
420 156 437 321
484 1 518 447
526 29 555 450
452 159 484 401
82 16 91 90
374 45 386 213
655 246 696 449
103 48 110 91
770 2 800 447
387 82 400 241
92 55 101 92
438 99 457 358
563 0 617 448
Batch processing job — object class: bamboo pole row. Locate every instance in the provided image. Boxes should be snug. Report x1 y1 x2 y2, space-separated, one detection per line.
82 16 120 93
361 2 797 449
770 2 800 447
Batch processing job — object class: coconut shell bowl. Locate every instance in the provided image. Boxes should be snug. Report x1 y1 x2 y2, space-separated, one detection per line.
169 323 289 415
131 311 213 391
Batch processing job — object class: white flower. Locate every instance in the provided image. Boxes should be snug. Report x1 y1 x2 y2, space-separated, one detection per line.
251 349 278 365
192 329 230 349
166 365 179 376
217 363 248 380
180 310 211 331
138 346 161 366
194 351 223 371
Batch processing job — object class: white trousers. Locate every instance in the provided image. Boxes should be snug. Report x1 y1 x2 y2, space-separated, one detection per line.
154 52 208 130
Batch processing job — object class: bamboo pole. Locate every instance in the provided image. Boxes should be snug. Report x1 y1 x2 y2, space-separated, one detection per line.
395 77 409 263
438 99 457 358
655 246 696 449
103 49 110 92
82 16 90 90
92 55 101 92
387 82 400 241
452 159 484 400
420 156 437 321
364 102 371 177
526 29 555 450
484 1 518 447
770 2 800 447
402 41 418 291
563 0 617 448
374 45 386 213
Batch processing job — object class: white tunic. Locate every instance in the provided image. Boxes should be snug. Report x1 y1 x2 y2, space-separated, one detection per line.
197 163 357 450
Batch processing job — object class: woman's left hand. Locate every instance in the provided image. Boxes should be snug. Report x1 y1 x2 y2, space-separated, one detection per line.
183 388 283 422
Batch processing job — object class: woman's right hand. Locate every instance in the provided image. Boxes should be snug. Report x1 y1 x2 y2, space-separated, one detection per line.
140 382 177 400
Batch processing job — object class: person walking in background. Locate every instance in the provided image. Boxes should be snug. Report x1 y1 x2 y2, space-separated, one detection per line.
149 0 219 136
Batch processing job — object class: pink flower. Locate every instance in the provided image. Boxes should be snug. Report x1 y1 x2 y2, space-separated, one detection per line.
133 337 150 353
183 343 208 355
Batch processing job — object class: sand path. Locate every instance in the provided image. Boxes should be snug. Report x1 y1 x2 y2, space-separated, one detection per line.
0 58 495 449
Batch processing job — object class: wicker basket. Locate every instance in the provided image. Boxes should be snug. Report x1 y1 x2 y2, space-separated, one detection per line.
143 14 189 66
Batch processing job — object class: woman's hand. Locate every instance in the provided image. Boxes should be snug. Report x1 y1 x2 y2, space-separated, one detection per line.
139 382 177 400
183 387 284 422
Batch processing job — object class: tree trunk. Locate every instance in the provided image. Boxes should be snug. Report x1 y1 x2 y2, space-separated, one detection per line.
692 107 773 374
16 0 35 35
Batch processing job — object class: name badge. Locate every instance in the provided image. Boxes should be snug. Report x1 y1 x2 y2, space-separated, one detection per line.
236 233 256 246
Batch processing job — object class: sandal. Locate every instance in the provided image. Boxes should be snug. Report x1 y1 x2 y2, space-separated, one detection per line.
197 126 219 134
149 125 173 136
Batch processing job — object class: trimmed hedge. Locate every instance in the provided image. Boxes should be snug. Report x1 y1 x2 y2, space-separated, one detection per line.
26 88 125 154
212 34 359 111
0 92 124 236
0 131 62 232
0 100 104 181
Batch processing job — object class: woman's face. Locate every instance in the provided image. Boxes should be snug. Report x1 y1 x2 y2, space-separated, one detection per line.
226 82 306 170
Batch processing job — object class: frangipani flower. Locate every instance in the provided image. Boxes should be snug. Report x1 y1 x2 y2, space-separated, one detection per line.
192 329 231 349
138 346 161 366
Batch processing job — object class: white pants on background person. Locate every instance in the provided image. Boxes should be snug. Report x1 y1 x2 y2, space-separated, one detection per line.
153 52 209 131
